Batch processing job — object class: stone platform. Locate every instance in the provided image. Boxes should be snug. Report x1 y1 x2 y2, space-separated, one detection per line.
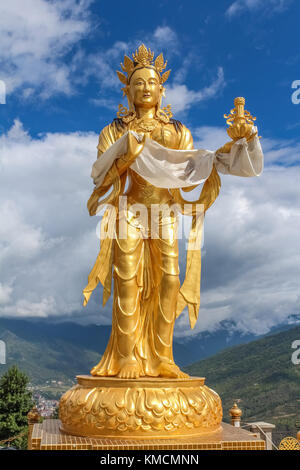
31 419 265 450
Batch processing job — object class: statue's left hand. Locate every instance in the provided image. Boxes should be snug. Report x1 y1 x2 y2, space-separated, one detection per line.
216 141 234 154
217 125 258 154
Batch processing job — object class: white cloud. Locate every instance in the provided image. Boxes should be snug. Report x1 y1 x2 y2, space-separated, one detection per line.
193 126 229 151
0 284 12 305
0 119 106 321
164 67 225 114
1 297 57 318
153 26 178 46
0 0 92 97
226 0 292 17
0 7 190 103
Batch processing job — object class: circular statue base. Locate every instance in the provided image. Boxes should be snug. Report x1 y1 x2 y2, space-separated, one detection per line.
59 375 223 439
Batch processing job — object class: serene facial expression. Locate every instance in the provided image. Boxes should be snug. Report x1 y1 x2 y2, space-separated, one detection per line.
128 68 162 109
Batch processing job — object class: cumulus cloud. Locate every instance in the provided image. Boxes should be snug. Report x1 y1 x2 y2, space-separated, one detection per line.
0 283 12 305
0 4 198 106
152 26 178 47
0 0 92 97
0 2 226 116
226 0 292 17
164 67 225 114
0 119 108 321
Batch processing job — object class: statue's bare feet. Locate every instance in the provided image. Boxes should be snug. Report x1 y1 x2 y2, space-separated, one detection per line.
117 360 142 379
158 362 189 379
90 365 107 376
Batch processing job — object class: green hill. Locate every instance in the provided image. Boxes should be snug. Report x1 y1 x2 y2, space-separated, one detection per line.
184 325 300 438
0 326 101 391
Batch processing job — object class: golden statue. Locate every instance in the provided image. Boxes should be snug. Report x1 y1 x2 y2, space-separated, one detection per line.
84 46 200 379
59 45 263 439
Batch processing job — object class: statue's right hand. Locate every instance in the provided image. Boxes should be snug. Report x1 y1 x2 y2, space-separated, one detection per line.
119 132 146 164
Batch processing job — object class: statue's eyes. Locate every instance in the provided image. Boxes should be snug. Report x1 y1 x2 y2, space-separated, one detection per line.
134 79 157 86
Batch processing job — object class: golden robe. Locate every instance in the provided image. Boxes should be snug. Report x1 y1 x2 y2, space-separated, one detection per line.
83 117 221 377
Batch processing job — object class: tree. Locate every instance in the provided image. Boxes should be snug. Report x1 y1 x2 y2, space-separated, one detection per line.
51 405 59 419
0 365 34 449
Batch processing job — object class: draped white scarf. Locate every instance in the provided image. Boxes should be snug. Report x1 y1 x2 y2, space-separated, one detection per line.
91 127 263 190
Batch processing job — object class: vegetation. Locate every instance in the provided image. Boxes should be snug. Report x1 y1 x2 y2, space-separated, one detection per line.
0 322 102 385
184 326 300 441
0 365 34 449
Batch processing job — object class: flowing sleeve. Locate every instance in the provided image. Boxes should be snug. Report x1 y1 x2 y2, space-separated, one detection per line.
83 121 127 306
215 127 264 177
87 121 127 216
96 121 124 156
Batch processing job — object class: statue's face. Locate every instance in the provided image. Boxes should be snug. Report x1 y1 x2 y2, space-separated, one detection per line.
128 68 161 109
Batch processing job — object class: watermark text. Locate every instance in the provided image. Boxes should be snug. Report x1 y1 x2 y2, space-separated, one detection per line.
291 340 300 365
0 340 6 364
0 80 6 104
95 196 205 250
291 80 300 104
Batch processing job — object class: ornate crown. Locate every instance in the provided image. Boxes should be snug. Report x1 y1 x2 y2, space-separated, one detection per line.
117 44 171 86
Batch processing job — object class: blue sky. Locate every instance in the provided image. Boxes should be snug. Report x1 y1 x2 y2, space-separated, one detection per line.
0 0 300 338
1 0 299 139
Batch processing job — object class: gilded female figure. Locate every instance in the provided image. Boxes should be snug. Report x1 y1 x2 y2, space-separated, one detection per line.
82 45 263 380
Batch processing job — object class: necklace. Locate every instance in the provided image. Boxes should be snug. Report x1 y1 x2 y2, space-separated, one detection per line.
134 117 159 133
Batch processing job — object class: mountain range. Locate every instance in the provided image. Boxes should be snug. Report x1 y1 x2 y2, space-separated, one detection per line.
0 317 261 384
